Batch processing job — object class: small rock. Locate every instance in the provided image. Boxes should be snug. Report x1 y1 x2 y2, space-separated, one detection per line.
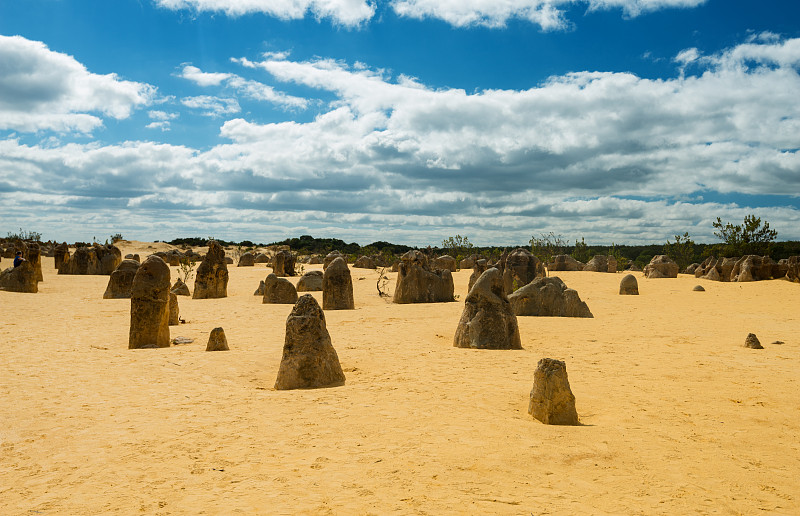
254 280 266 296
206 327 230 351
262 273 299 304
297 270 323 292
771 340 784 345
744 333 763 349
693 285 705 292
172 336 194 345
274 295 346 390
528 358 579 425
619 274 639 295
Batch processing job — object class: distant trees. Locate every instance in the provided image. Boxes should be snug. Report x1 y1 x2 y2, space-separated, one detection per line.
712 215 778 257
6 228 41 242
571 237 592 263
529 232 567 267
441 235 474 261
664 232 696 270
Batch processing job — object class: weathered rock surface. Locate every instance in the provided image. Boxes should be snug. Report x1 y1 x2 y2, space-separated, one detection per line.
468 259 488 293
297 270 324 292
644 255 679 279
696 256 736 282
193 240 228 299
353 255 376 269
238 252 255 267
170 278 191 296
744 333 763 349
60 244 121 275
154 250 182 266
583 255 617 273
262 273 299 304
696 255 780 282
505 248 543 290
0 260 38 293
254 253 269 264
323 257 355 310
432 255 457 272
528 358 579 425
731 255 776 282
128 256 170 349
508 277 593 318
272 250 296 277
206 327 229 351
393 250 454 304
454 268 521 350
684 263 700 275
54 243 70 270
787 256 800 283
168 292 179 325
323 251 345 270
274 295 346 390
549 255 585 272
619 274 639 295
26 243 43 282
459 255 478 270
103 259 141 299
254 280 266 296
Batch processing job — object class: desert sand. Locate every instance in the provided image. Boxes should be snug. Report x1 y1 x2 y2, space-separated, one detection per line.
1 241 799 514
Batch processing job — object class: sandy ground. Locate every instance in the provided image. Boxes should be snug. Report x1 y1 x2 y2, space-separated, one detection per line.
1 241 799 515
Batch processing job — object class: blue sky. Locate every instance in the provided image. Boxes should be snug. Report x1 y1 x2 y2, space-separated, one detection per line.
1 0 799 246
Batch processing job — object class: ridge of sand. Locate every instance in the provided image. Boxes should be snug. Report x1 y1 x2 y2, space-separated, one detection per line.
1 250 799 514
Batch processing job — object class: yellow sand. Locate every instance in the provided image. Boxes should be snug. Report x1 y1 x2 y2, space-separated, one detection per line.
1 242 799 514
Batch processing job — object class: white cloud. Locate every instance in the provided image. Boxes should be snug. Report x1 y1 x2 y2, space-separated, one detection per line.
153 0 705 30
390 0 707 29
148 110 179 121
153 0 376 27
181 95 241 116
1 35 799 245
179 65 232 86
179 64 309 110
0 35 155 133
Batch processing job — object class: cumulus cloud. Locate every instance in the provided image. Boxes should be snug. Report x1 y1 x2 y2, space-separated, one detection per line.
181 95 241 117
2 35 799 244
146 110 179 130
390 0 707 29
0 35 155 133
153 0 376 27
179 64 309 110
152 0 705 29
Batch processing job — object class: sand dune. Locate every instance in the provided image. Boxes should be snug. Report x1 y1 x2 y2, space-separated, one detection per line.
1 243 799 514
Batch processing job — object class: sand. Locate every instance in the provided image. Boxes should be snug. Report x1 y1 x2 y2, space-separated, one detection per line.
1 242 799 514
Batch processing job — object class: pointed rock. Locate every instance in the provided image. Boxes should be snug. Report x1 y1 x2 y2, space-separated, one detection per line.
323 257 355 310
103 259 141 299
128 256 171 349
274 295 345 390
206 327 229 351
744 333 763 349
170 278 191 296
169 292 180 325
454 268 521 350
193 240 228 299
528 358 579 425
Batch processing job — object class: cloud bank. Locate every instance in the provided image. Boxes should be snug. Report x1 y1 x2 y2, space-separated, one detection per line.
153 0 707 29
0 35 155 133
1 34 798 244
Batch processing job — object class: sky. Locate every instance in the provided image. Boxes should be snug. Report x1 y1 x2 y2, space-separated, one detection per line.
1 0 799 247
